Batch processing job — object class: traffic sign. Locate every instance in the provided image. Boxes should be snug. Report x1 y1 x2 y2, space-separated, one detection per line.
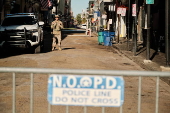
146 0 154 4
48 75 124 107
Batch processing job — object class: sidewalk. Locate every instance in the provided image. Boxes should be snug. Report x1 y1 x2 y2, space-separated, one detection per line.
92 32 170 72
112 37 170 72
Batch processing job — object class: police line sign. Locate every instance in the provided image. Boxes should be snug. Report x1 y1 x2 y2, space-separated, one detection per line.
48 75 124 107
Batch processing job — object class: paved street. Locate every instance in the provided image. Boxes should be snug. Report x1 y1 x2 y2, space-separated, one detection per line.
0 29 170 113
0 28 144 70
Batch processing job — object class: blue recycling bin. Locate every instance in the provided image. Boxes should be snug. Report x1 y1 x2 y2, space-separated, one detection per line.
103 31 110 46
104 36 111 46
110 32 115 39
103 30 110 37
109 32 115 46
104 31 115 46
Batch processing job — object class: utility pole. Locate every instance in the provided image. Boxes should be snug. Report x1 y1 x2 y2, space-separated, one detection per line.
165 0 170 66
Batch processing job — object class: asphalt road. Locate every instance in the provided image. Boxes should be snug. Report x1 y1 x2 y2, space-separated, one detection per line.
0 29 170 113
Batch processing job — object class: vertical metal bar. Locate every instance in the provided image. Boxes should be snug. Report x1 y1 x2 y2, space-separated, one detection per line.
24 27 26 46
133 0 138 56
120 106 123 113
146 4 151 60
117 14 120 43
84 106 87 113
12 73 16 113
155 76 160 113
48 103 51 113
98 2 101 32
112 0 115 32
0 12 1 24
165 0 170 66
66 106 69 113
48 74 51 113
102 107 105 113
138 76 142 113
127 0 131 51
30 73 34 113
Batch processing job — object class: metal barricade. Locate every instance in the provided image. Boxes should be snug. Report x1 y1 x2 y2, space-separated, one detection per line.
0 67 170 113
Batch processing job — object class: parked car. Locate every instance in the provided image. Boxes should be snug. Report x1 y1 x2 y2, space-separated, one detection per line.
81 24 87 29
0 13 44 53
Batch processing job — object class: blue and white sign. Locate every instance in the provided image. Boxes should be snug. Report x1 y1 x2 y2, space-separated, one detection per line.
48 75 124 107
146 0 154 4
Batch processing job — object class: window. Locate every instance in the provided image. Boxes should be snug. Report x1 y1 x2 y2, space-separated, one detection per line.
2 16 36 26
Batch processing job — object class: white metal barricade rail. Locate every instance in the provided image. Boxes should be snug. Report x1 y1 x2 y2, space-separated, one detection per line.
0 67 170 113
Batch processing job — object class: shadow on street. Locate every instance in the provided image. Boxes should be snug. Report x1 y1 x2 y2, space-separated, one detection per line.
0 27 86 58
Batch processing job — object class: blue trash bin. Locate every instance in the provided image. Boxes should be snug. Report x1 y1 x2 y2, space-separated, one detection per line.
103 30 110 37
109 32 115 46
109 32 115 39
103 30 110 46
104 36 111 46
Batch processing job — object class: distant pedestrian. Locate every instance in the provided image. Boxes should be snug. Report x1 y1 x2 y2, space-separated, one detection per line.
51 15 63 51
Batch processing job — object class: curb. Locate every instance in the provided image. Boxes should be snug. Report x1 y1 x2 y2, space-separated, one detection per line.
112 44 161 71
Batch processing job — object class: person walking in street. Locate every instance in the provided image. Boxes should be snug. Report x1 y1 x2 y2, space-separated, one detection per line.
51 15 63 51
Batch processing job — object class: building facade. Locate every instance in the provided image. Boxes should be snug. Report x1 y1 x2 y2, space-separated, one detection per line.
0 0 72 27
88 0 170 66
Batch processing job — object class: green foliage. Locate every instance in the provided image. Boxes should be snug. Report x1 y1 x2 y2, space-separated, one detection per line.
75 13 87 25
76 14 82 25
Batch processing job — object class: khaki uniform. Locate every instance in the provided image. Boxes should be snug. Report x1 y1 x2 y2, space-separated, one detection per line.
51 20 63 50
